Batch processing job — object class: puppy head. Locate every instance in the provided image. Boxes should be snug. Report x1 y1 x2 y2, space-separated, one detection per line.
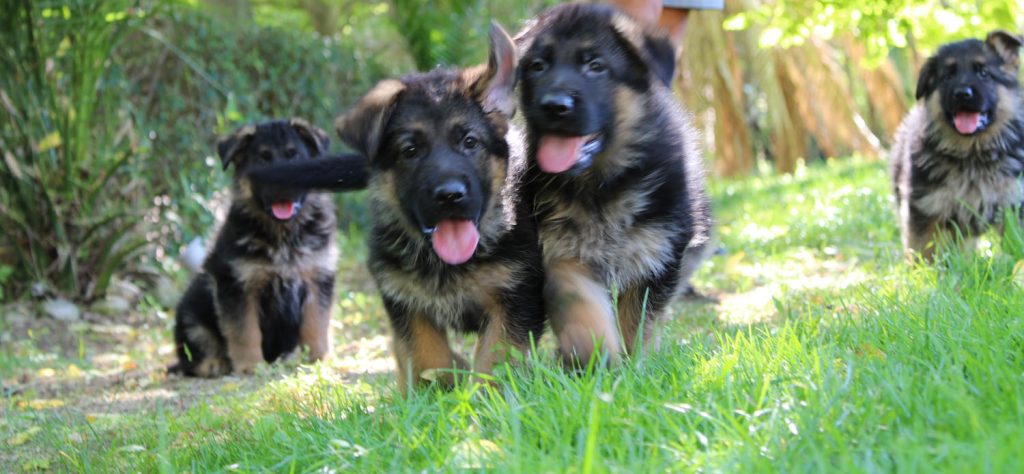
517 4 675 175
916 30 1022 137
335 24 518 265
217 119 330 221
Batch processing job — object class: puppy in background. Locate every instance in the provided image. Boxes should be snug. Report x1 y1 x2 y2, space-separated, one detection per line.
170 119 349 377
892 31 1024 260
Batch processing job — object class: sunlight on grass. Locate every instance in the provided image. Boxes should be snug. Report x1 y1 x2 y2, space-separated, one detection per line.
5 159 1024 472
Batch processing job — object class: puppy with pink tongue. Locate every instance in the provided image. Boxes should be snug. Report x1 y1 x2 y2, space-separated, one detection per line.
328 23 546 394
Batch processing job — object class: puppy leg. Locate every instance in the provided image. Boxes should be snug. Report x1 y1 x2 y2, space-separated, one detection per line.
210 269 263 375
546 260 621 368
617 284 662 356
300 272 336 362
906 214 940 262
387 301 467 394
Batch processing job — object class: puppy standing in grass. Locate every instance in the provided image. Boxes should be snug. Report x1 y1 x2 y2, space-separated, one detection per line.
892 31 1024 260
248 25 546 393
516 4 713 366
170 119 346 377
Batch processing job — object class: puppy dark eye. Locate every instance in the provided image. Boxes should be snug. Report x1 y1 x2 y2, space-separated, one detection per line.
400 145 418 159
463 135 479 150
979 68 990 78
528 59 547 73
586 59 607 74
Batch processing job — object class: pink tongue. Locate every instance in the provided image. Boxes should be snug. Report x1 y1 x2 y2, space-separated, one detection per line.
271 201 296 220
537 135 585 173
954 112 982 134
431 219 480 265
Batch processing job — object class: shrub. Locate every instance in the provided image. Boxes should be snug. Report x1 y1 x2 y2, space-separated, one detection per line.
0 0 145 301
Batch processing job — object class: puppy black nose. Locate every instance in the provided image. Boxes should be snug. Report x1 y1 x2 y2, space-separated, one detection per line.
954 87 974 101
540 93 574 116
433 180 466 204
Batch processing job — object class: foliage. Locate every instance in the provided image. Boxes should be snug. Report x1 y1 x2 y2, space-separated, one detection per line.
726 0 1024 65
115 0 398 266
0 0 147 301
389 0 556 70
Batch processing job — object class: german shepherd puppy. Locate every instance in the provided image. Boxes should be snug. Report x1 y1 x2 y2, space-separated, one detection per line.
892 31 1024 260
248 24 545 393
170 119 344 377
516 4 712 366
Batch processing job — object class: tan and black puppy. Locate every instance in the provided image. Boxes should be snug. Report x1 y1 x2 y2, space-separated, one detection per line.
248 24 545 393
170 119 341 377
516 4 713 367
344 24 546 393
892 31 1024 260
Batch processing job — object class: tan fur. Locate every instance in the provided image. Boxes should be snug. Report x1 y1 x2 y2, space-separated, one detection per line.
299 285 332 361
394 314 468 392
545 260 622 366
195 357 230 378
222 290 264 374
616 283 661 355
471 297 521 377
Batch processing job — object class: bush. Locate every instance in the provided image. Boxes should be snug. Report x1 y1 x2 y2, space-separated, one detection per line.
0 0 400 301
116 1 403 275
0 0 145 301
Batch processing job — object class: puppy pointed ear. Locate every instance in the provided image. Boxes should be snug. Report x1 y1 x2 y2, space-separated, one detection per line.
915 56 939 101
290 118 330 156
471 21 518 117
611 12 676 88
335 79 404 160
216 125 255 170
986 30 1023 71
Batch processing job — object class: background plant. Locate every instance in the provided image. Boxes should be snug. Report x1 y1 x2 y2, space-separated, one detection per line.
0 0 145 301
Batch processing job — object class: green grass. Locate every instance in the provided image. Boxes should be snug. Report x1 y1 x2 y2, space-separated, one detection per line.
3 158 1024 472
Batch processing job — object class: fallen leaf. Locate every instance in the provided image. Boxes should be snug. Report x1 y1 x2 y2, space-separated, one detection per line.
450 439 503 469
65 364 85 378
36 368 56 378
34 131 61 153
6 426 42 447
1012 260 1024 290
18 399 65 410
21 458 50 472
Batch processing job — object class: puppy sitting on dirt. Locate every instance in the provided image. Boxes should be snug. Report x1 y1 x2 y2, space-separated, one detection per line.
892 31 1024 260
170 119 345 377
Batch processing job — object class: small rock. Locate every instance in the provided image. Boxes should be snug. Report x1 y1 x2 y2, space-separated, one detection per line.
3 303 32 325
110 278 142 303
92 295 131 315
152 276 181 309
181 237 206 273
42 298 80 322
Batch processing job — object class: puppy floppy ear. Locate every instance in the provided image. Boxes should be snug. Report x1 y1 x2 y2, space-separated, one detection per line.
290 118 330 156
335 79 404 160
986 30 1023 72
915 55 940 101
470 21 518 117
611 12 676 88
216 125 255 170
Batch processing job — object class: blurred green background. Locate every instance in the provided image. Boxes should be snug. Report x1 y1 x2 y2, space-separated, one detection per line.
0 0 1020 302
